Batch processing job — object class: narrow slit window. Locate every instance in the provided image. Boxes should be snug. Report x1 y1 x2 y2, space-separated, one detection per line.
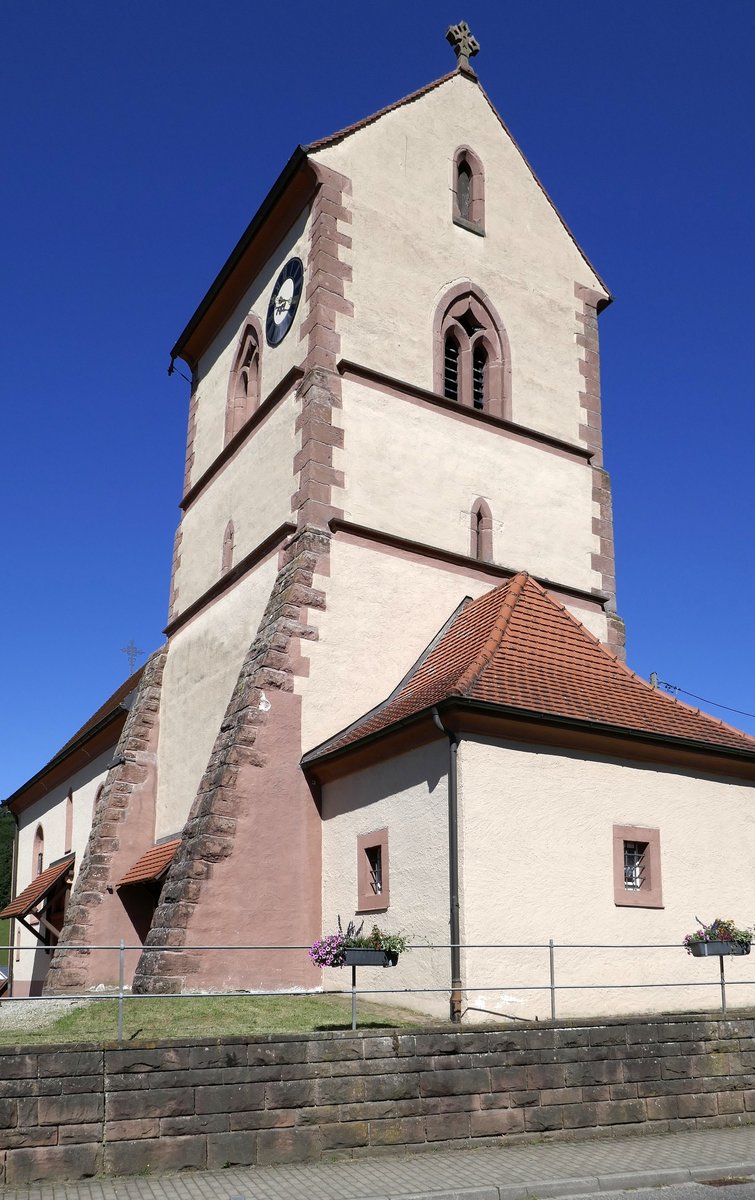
357 829 389 912
444 335 460 401
472 344 487 410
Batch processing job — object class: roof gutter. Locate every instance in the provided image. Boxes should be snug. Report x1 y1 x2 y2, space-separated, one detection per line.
431 707 462 1024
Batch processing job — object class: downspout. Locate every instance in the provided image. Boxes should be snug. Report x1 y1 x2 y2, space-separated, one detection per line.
431 707 462 1023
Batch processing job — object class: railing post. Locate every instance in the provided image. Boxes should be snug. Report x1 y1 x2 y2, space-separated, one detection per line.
549 938 556 1021
117 939 125 1043
351 963 357 1031
720 954 727 1017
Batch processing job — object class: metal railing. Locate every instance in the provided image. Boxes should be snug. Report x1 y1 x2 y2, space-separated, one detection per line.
1 939 753 1040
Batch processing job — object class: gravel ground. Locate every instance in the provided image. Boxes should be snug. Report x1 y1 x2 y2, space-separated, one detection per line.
0 995 91 1032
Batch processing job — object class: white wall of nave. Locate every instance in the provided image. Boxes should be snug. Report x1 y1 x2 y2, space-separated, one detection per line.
13 749 112 987
155 557 279 840
459 739 755 1020
321 741 451 1019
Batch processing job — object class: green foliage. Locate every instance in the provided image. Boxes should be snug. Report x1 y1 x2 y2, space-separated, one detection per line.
0 805 14 910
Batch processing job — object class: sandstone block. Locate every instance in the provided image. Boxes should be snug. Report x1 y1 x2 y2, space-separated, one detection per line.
107 1087 193 1120
104 1118 160 1141
368 1116 425 1147
265 1080 316 1109
6 1144 101 1184
315 1076 364 1105
419 1068 489 1098
257 1127 322 1166
38 1093 103 1126
104 1136 205 1176
424 1112 471 1142
320 1121 368 1149
677 1093 717 1119
471 1109 524 1136
524 1105 565 1132
195 1083 264 1114
206 1131 257 1169
596 1099 647 1125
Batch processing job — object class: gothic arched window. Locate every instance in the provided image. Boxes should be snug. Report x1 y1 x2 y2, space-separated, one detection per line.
470 498 493 562
221 520 235 576
434 284 511 419
225 319 262 445
33 825 44 877
453 147 485 233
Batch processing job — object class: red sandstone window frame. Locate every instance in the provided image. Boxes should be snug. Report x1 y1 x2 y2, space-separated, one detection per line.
433 284 512 419
452 146 485 234
357 828 389 914
224 316 263 446
470 498 493 562
612 824 663 909
221 519 235 576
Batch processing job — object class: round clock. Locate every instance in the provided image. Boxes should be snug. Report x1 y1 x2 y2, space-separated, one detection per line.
266 257 304 346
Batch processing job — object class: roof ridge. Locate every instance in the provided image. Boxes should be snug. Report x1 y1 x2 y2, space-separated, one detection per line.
304 70 459 152
453 572 529 695
474 81 612 301
523 578 755 749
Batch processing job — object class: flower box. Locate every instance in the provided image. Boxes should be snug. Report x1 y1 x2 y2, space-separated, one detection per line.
343 948 398 968
689 941 751 958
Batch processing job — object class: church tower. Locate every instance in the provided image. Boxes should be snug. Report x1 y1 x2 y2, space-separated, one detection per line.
47 25 623 995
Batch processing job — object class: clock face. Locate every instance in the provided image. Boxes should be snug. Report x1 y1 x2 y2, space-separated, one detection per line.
266 257 304 347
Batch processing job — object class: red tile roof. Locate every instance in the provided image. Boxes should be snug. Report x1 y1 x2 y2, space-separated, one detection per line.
312 574 755 760
0 854 74 920
117 839 180 888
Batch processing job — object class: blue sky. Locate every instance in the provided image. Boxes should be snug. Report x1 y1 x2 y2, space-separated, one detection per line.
2 1 753 796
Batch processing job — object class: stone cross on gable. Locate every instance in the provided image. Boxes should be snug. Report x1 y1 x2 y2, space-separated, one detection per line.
446 20 480 74
121 639 145 674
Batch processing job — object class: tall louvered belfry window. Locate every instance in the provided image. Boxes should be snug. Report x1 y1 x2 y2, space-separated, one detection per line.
435 286 510 419
444 335 460 401
472 344 487 410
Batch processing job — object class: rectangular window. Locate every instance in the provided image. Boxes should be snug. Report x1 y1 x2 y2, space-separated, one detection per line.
357 829 389 913
613 825 663 908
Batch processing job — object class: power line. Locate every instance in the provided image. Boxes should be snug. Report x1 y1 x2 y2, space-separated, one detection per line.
657 680 755 722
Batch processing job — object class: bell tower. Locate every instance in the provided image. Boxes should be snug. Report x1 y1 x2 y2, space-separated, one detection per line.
49 26 624 995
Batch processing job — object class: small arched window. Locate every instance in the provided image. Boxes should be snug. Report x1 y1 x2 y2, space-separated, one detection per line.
225 319 262 445
221 520 235 576
453 148 485 233
65 790 73 855
33 825 44 877
434 285 511 419
470 498 493 563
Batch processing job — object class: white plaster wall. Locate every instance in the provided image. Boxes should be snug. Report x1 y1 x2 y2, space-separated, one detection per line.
190 211 311 486
313 74 607 445
321 741 451 1019
298 539 607 753
173 394 296 615
155 557 279 840
460 739 755 1021
13 749 112 987
336 377 597 594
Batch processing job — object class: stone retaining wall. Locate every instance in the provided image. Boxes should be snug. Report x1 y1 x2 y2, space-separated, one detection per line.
3 1014 755 1184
